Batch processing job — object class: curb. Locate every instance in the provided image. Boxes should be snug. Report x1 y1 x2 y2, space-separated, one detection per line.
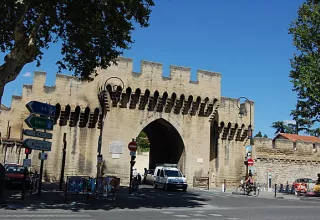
231 191 285 199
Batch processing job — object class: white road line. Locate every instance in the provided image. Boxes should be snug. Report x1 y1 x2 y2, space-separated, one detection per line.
190 213 206 216
162 211 175 214
0 214 91 218
173 214 190 217
209 213 223 217
194 211 205 213
0 218 96 220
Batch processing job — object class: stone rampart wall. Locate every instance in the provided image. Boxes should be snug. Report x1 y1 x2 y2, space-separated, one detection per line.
253 137 320 186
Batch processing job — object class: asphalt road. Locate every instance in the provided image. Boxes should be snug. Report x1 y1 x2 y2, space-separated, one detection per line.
1 185 320 220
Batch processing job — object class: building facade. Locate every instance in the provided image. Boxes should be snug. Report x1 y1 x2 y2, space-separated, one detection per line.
0 57 254 186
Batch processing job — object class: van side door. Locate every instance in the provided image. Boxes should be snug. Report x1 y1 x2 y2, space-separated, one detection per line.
159 169 165 187
155 169 160 184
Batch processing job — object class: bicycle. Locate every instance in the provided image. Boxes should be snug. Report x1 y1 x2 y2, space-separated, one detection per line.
236 181 260 197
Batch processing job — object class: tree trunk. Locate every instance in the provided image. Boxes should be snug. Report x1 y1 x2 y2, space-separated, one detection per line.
0 43 34 106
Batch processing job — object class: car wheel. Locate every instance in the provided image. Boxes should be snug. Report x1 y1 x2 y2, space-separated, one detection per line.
154 183 157 189
183 187 187 192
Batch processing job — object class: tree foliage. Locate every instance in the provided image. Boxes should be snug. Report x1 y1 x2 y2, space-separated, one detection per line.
291 100 314 133
136 131 150 152
263 134 268 138
254 131 263 137
289 0 320 124
0 0 155 104
271 121 296 134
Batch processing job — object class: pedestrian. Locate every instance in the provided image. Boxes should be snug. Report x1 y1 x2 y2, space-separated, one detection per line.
143 168 148 183
132 176 140 194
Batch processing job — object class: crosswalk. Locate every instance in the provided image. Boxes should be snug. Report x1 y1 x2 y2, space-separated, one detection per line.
161 210 242 219
0 209 95 220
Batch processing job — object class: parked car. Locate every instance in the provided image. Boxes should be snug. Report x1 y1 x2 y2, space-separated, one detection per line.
5 164 30 189
153 164 187 191
293 178 315 193
143 169 155 185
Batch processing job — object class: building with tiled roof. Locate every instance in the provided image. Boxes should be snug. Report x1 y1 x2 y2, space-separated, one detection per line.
274 133 320 144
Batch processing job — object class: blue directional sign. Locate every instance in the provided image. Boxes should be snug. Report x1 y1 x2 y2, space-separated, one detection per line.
23 139 52 151
24 115 54 131
26 101 56 117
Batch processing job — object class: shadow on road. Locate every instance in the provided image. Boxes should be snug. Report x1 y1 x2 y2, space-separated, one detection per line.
1 184 209 212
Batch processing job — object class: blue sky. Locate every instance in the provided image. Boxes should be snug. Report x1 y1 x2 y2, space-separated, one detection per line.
0 0 306 138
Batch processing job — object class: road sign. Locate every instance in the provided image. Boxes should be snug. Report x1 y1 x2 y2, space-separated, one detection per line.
128 140 137 152
26 101 56 117
247 158 254 166
38 152 48 160
23 159 31 168
23 139 52 151
24 115 54 131
23 129 52 139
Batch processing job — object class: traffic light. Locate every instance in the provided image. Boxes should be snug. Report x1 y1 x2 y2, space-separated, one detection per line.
25 147 32 155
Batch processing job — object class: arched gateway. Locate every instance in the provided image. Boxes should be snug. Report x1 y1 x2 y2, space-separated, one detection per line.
0 57 254 187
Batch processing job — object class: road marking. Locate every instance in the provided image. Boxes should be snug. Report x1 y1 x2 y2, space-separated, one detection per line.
209 213 223 217
190 213 206 216
0 214 91 218
162 211 174 214
194 210 205 213
1 218 96 220
174 214 190 217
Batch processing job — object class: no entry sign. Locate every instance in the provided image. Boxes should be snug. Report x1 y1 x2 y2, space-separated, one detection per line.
128 140 137 152
247 158 254 166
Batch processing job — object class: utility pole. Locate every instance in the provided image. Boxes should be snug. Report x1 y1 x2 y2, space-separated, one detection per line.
59 133 67 191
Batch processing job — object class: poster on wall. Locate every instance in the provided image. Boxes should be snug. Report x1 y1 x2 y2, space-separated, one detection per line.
246 145 252 159
109 141 124 154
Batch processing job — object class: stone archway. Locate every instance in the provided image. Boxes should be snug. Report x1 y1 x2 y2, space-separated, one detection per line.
140 118 186 173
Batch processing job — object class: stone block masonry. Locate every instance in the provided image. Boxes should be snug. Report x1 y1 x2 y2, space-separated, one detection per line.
253 137 320 186
0 57 254 187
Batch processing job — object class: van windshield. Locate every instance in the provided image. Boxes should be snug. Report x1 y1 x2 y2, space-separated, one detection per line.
164 170 182 177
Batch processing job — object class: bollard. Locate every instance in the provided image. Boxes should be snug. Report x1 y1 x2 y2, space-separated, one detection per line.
274 183 277 197
224 179 226 192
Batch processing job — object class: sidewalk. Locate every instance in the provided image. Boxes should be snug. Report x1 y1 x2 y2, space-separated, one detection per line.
196 187 299 200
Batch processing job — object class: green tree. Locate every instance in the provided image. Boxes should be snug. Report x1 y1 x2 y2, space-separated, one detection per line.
136 131 150 152
271 121 296 134
291 101 314 134
0 0 155 104
289 0 320 126
254 131 263 137
306 128 320 137
263 134 268 138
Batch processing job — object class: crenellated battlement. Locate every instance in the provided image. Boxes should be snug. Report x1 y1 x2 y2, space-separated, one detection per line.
99 57 221 98
254 137 320 160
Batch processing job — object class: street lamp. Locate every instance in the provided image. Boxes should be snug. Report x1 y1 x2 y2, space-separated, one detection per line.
96 77 124 190
237 97 252 139
237 97 253 179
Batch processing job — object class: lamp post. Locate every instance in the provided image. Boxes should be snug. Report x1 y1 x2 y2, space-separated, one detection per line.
96 77 124 191
237 97 253 179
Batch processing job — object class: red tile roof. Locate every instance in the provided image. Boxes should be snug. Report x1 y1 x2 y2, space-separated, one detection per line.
275 133 320 143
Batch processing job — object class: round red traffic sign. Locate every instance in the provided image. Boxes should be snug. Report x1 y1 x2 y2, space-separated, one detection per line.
128 140 138 151
247 158 254 166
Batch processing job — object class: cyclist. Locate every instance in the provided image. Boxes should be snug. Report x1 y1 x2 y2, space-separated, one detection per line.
245 170 254 190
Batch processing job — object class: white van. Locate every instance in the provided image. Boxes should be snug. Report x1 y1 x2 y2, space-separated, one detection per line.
153 164 187 191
